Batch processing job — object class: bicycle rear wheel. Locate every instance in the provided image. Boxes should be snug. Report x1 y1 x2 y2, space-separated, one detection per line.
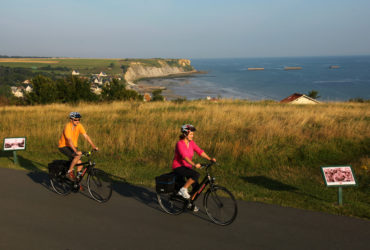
157 192 187 215
87 169 113 203
204 185 238 226
50 174 72 195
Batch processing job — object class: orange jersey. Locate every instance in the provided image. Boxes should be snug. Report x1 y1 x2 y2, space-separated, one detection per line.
58 122 86 148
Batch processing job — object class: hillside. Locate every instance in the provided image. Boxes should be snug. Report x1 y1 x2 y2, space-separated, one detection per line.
0 58 196 84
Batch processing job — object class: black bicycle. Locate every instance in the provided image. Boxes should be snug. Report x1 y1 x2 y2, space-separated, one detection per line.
156 162 238 226
48 151 112 203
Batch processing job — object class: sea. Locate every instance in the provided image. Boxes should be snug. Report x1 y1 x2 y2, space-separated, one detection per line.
137 56 370 101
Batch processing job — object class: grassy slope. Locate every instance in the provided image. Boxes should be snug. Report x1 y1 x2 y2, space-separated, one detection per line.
0 100 369 219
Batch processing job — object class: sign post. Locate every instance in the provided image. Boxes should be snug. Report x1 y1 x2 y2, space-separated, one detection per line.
338 187 343 206
13 151 19 165
3 137 27 164
321 165 357 206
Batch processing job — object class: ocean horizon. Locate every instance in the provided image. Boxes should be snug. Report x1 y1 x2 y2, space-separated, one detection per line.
138 55 370 101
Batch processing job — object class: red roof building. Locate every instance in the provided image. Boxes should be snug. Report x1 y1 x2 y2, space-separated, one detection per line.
280 93 320 104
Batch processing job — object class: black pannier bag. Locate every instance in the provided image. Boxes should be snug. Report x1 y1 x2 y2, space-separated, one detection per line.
48 160 70 177
155 172 176 193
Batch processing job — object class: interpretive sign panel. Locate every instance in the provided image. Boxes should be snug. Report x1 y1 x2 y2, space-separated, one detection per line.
3 137 27 151
321 166 356 187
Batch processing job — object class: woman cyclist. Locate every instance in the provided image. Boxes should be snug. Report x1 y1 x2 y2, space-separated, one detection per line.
172 124 216 207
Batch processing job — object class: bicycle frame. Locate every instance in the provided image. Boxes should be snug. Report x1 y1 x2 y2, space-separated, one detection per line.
67 151 96 189
188 163 216 203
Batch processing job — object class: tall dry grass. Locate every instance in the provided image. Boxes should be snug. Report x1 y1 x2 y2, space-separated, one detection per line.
1 101 369 169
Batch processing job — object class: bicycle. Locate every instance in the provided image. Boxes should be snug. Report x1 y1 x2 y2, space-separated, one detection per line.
156 162 238 226
48 151 113 203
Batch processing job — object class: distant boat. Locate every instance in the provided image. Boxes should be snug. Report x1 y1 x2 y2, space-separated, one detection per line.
284 66 302 70
329 65 340 69
248 68 264 71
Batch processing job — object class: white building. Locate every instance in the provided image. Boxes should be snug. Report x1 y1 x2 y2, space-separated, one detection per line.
11 86 24 98
280 93 320 104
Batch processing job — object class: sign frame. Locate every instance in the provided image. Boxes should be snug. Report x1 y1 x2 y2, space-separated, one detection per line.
3 137 27 151
321 165 357 187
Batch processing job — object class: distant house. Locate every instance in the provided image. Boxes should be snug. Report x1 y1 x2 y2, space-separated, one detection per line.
99 72 107 77
93 77 103 85
72 70 80 76
206 96 219 102
11 86 25 98
280 93 320 104
90 84 102 95
25 85 33 93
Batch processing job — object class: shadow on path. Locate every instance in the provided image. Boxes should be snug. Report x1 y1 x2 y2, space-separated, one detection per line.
241 175 324 201
110 175 161 212
241 176 298 191
0 151 52 190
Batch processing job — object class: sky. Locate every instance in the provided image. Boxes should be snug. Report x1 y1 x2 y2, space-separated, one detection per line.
1 0 370 59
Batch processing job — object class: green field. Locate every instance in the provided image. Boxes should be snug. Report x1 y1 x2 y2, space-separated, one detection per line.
0 58 190 76
0 100 369 219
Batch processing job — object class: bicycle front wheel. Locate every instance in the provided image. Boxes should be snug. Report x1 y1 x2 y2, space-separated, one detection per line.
157 192 187 215
87 169 113 203
204 185 238 226
50 174 72 195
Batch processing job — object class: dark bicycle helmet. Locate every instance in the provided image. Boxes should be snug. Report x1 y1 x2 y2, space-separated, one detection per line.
181 124 196 135
69 112 82 119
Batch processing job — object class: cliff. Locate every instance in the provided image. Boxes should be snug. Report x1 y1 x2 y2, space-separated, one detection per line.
124 59 196 84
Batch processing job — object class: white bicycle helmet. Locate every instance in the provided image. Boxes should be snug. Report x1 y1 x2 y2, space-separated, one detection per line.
181 124 196 135
69 112 82 119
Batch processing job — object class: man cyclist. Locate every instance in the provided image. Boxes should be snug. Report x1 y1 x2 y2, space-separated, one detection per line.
172 124 216 211
58 112 98 180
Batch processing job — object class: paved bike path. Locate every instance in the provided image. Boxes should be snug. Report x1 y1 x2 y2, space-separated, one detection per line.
0 168 369 250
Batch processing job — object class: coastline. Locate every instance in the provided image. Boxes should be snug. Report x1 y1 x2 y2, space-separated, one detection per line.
129 70 208 99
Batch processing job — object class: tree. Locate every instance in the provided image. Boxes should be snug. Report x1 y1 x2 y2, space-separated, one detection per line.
24 75 99 104
25 75 58 104
152 89 164 101
307 90 320 99
101 79 141 101
56 76 98 103
120 64 128 74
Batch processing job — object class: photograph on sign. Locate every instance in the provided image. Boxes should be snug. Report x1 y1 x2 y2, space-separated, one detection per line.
3 137 26 151
321 166 356 186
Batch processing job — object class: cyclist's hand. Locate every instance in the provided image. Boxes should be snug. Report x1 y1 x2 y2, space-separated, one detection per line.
74 151 82 156
210 158 216 163
93 147 99 151
195 163 202 169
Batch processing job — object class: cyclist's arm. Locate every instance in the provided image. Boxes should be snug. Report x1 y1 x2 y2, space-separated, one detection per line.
200 152 216 162
184 157 198 168
82 133 98 150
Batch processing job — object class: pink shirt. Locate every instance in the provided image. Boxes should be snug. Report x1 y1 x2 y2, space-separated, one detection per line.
172 140 204 169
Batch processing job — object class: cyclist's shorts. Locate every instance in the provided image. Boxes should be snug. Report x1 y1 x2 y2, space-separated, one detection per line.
174 166 200 182
58 146 76 160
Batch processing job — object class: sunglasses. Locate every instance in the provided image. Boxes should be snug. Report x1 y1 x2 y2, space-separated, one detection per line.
73 119 80 121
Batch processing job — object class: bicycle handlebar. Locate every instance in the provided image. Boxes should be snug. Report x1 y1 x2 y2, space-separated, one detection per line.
81 149 98 158
200 161 217 170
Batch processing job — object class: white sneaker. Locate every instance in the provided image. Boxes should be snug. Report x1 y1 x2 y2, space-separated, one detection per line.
177 187 190 199
187 203 199 212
